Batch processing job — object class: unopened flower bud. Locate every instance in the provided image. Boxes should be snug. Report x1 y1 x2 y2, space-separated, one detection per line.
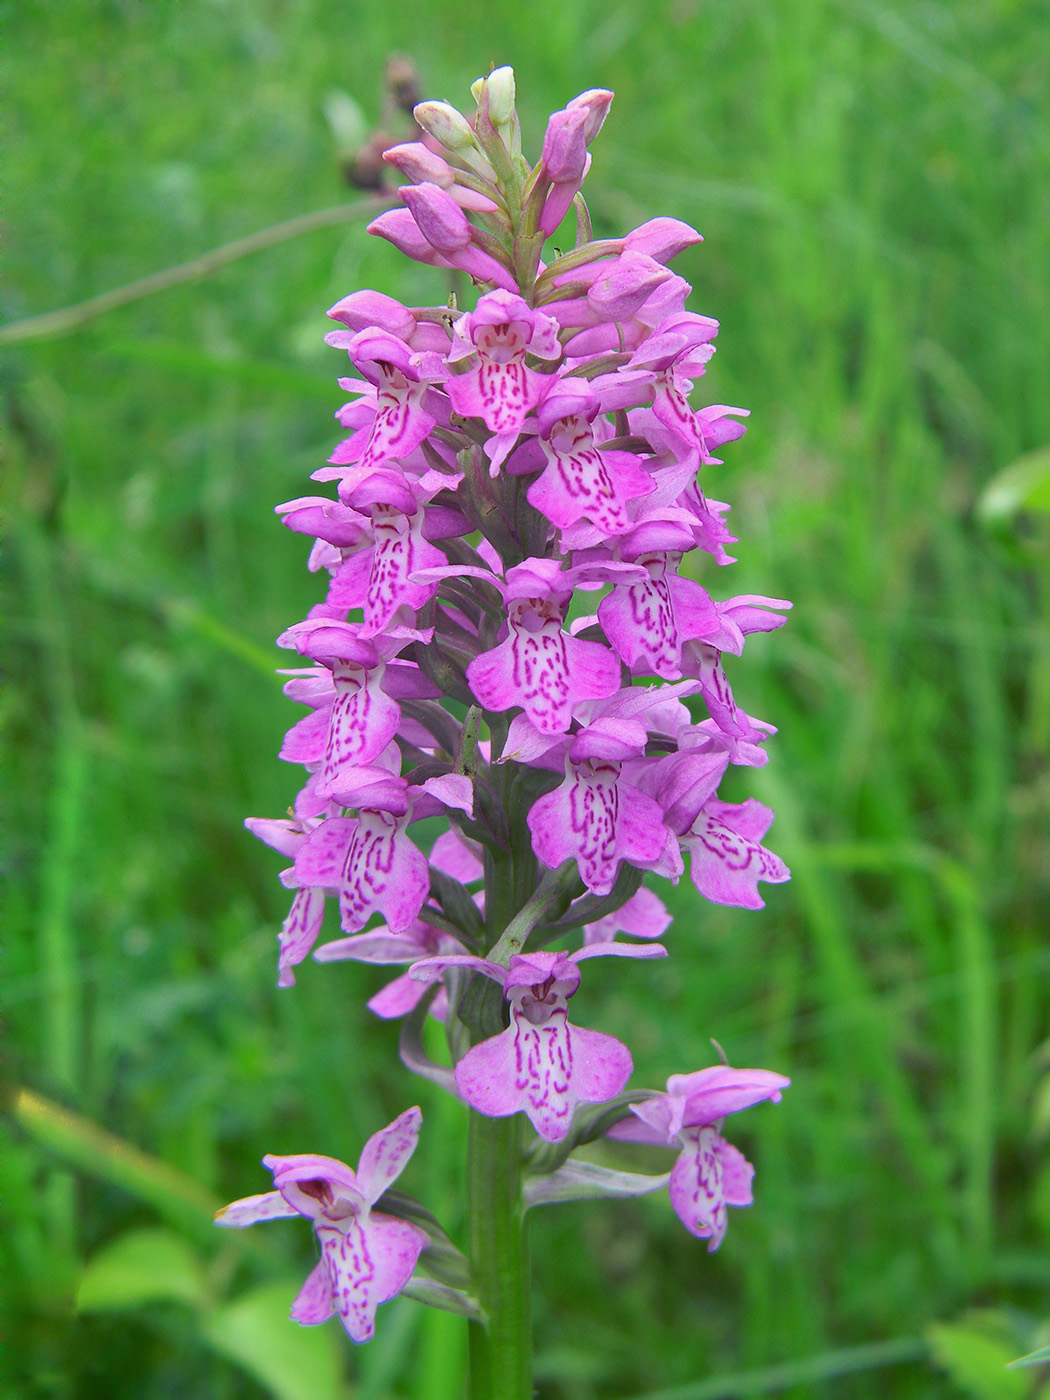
473 66 516 126
624 217 703 264
567 88 614 144
542 106 589 184
400 182 472 253
413 100 478 153
587 251 672 321
384 141 455 187
385 143 500 214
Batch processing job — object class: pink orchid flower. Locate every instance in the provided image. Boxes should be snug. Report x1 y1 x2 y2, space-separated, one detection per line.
611 1066 789 1249
215 1108 428 1342
411 944 666 1141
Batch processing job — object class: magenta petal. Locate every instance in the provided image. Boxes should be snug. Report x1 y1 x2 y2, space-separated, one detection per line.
469 618 620 735
627 1095 677 1142
562 1021 634 1111
290 1259 334 1326
315 926 433 964
583 887 671 944
606 1115 671 1146
448 360 540 440
320 670 402 793
599 576 679 678
420 772 474 816
366 971 430 1020
409 952 506 984
570 939 667 965
707 796 776 842
214 1190 299 1228
339 812 430 934
356 1105 422 1205
294 818 355 889
277 887 327 988
246 816 306 861
453 1025 520 1118
429 828 483 884
280 705 331 765
719 1140 755 1208
455 1010 632 1141
668 1127 729 1250
667 1065 790 1126
369 1213 430 1301
359 379 436 474
316 1214 426 1344
326 550 371 611
528 425 651 535
529 762 669 895
681 806 789 909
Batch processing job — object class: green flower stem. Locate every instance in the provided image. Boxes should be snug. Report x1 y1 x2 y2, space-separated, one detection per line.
466 1110 531 1400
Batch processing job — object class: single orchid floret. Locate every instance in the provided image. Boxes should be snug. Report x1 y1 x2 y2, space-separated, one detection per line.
292 780 430 934
463 558 622 735
316 658 403 796
322 328 444 477
280 646 403 772
611 1066 788 1249
276 495 371 551
526 380 655 537
527 720 682 895
275 636 443 801
597 535 722 680
411 944 666 1140
535 90 613 236
444 290 562 474
215 1108 429 1342
543 252 674 333
678 796 790 910
400 182 514 290
325 503 449 638
623 217 703 265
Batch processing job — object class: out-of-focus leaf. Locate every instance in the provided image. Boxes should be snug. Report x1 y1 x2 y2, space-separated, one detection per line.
202 1279 347 1400
977 446 1050 526
927 1316 1028 1399
76 1228 206 1311
10 1089 221 1248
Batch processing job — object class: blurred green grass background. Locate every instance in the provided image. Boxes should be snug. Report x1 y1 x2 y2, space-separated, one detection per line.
4 1 1050 1397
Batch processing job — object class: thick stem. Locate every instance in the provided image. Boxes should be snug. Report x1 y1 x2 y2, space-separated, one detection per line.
467 1111 531 1400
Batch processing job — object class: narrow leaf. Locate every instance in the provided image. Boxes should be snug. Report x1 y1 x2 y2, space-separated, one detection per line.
399 988 458 1094
401 1277 484 1322
524 1159 670 1209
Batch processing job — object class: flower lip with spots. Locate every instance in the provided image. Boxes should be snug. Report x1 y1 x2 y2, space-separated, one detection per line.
215 1108 428 1342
